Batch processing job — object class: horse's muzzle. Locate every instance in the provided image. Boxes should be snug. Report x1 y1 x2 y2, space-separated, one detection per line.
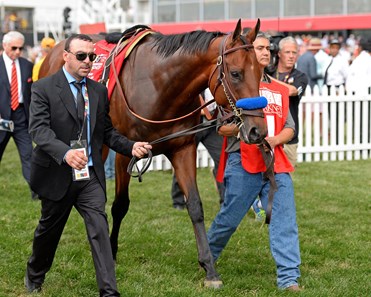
239 123 267 144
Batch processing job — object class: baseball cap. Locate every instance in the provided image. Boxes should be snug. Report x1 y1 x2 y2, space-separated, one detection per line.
41 37 56 49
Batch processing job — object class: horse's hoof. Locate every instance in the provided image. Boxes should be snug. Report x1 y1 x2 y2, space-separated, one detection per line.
204 279 223 289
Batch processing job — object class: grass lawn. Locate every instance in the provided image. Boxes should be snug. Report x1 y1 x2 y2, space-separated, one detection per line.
0 140 370 297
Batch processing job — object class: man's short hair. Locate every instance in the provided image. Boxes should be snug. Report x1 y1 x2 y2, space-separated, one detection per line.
64 34 93 51
256 32 270 41
278 36 298 51
2 31 25 44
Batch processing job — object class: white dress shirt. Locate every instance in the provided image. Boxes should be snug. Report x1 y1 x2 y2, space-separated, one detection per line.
324 54 349 87
346 51 371 94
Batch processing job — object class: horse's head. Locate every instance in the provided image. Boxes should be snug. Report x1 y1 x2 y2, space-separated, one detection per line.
209 19 267 144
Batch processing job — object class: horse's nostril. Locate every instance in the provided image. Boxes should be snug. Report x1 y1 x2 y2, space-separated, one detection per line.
250 127 260 140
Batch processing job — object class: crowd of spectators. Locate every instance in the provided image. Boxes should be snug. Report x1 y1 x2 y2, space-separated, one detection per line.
289 33 371 94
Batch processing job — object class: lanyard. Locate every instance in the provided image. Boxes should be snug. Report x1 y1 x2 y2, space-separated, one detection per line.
78 85 89 142
276 70 293 83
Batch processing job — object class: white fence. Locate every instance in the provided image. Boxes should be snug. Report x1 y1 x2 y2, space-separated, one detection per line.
298 86 371 162
136 86 371 172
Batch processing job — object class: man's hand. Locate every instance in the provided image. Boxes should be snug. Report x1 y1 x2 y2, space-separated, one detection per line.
132 142 152 158
263 127 294 152
218 123 239 137
65 149 88 170
263 136 280 152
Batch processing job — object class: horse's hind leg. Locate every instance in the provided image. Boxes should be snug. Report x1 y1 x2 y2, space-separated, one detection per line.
110 154 131 261
169 146 222 288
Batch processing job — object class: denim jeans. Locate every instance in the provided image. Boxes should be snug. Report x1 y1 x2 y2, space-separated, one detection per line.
104 149 116 179
207 152 301 289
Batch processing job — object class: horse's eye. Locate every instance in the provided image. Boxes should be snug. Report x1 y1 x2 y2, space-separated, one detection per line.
230 71 241 80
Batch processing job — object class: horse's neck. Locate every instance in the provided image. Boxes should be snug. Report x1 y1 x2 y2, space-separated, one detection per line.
161 56 214 99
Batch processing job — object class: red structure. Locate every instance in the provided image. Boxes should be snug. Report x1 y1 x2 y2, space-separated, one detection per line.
151 13 371 34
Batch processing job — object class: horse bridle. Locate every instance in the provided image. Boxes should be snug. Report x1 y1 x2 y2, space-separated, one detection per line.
208 34 265 130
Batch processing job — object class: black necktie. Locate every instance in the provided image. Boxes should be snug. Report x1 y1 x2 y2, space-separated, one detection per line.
323 58 333 86
72 81 87 139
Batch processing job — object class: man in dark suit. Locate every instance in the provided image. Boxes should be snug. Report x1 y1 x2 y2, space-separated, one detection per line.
0 31 34 195
24 34 151 296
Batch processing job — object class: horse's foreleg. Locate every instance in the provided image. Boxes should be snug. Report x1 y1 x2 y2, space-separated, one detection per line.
110 154 131 261
169 147 222 288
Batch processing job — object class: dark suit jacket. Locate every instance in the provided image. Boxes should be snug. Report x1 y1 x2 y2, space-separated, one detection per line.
29 69 135 200
0 55 33 142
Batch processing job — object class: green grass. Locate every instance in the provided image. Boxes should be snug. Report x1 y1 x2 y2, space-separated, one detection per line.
0 140 370 297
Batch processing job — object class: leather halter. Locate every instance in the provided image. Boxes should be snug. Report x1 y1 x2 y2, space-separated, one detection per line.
208 34 264 121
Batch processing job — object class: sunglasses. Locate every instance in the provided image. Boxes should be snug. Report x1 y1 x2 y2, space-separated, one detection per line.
11 46 24 51
67 51 97 62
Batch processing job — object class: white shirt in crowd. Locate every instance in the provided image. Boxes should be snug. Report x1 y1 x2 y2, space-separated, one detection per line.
323 54 349 87
346 51 371 94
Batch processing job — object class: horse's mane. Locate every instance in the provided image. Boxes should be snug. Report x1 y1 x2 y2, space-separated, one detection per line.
104 25 224 57
152 30 225 57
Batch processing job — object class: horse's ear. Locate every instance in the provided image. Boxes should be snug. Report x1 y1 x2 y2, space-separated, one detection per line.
246 18 260 42
232 19 242 42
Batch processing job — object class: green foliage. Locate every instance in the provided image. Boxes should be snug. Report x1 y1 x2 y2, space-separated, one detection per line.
0 140 370 296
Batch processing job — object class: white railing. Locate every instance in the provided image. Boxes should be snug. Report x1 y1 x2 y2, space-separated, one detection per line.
298 85 371 162
134 86 371 172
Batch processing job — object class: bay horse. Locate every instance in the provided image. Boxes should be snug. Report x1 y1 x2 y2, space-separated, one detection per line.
38 19 267 288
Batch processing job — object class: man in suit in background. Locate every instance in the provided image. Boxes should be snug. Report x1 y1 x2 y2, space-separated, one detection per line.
25 34 151 296
0 31 34 197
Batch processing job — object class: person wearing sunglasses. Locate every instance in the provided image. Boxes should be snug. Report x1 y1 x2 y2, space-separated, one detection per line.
25 34 151 296
0 31 34 198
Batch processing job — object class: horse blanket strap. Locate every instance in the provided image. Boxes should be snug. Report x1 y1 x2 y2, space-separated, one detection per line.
199 94 213 120
258 139 278 224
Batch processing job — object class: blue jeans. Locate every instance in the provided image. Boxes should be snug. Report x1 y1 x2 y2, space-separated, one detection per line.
104 149 116 179
207 152 301 289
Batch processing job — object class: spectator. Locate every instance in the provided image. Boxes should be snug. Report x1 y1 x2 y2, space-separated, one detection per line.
315 47 330 90
297 37 323 91
345 36 371 144
321 33 329 49
271 36 308 169
207 32 302 292
346 33 357 55
0 31 35 199
346 36 371 95
32 37 56 81
323 39 349 94
339 43 352 64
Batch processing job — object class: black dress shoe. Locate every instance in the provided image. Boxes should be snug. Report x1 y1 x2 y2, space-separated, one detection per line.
24 274 42 293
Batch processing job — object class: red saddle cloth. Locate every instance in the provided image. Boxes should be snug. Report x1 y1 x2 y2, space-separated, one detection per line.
88 40 115 82
88 29 154 100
